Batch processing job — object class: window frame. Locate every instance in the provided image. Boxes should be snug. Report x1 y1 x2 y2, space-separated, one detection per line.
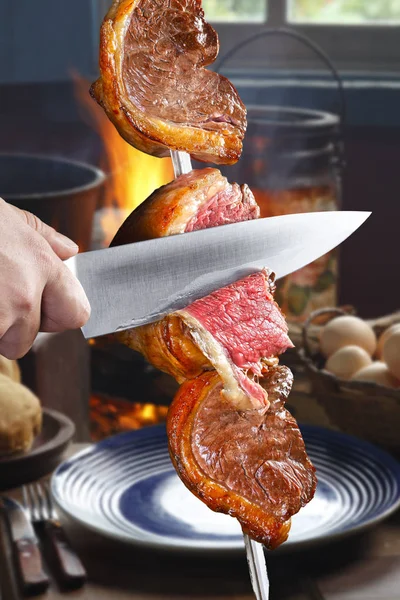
214 0 400 73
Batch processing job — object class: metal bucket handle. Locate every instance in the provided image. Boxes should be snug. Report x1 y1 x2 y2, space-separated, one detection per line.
217 27 346 162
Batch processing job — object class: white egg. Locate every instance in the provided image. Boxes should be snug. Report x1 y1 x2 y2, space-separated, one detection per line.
376 323 400 359
351 361 400 389
383 330 400 381
320 315 377 358
325 345 372 381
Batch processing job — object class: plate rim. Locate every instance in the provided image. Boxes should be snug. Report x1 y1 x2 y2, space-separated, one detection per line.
51 424 400 554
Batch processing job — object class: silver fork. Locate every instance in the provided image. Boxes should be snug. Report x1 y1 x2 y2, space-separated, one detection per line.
22 483 86 587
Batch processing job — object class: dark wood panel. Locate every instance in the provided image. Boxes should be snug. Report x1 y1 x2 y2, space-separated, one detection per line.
339 127 400 318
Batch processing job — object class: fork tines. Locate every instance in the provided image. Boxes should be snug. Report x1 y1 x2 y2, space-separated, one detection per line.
23 482 56 524
22 482 87 587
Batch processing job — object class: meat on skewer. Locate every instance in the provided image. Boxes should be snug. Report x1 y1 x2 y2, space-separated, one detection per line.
112 168 258 244
110 169 317 548
113 170 292 409
169 366 315 548
93 0 316 552
91 0 247 164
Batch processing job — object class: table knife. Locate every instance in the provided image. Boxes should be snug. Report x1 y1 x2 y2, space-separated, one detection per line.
1 497 49 595
66 207 371 339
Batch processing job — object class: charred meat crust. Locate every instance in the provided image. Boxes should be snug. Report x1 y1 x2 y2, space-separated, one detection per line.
117 315 212 383
111 169 231 245
167 366 317 548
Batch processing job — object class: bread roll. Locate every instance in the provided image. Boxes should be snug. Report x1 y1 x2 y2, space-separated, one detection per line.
0 356 21 383
0 374 42 455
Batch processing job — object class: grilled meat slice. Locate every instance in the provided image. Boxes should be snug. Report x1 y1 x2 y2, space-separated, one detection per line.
111 169 259 245
112 169 290 407
119 270 293 409
110 169 316 548
91 0 246 164
168 366 317 549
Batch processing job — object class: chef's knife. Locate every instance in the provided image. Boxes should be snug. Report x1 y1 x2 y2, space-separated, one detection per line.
1 497 49 594
67 208 370 339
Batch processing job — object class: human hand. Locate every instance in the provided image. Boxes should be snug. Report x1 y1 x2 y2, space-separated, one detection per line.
0 198 91 359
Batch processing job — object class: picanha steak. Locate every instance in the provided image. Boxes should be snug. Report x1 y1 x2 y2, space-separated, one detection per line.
112 168 259 245
169 366 315 548
91 0 246 164
110 170 317 548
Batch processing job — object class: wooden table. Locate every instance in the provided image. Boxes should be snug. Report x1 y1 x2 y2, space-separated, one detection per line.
1 444 399 600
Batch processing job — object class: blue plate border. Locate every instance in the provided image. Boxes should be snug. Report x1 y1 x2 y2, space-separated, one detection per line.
52 424 400 554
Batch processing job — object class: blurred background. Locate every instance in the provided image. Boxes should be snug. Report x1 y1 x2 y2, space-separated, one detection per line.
1 0 399 442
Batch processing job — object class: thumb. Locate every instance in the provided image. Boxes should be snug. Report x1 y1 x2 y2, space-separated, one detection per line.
9 205 79 260
41 259 91 333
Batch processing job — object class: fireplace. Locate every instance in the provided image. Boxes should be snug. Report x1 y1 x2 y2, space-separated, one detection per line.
90 395 169 441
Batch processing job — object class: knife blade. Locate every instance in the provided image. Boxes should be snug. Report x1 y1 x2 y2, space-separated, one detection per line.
1 497 49 594
67 210 370 339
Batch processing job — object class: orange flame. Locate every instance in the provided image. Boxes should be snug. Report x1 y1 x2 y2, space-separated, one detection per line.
90 395 168 441
73 72 174 243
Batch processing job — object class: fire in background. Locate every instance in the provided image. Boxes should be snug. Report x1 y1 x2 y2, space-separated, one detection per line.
73 72 175 247
90 394 169 441
75 72 173 437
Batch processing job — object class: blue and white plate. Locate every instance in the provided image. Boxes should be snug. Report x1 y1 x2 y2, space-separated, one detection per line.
52 425 400 553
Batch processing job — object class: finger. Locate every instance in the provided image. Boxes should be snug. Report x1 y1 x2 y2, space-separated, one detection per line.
40 261 91 333
0 304 41 360
8 205 79 260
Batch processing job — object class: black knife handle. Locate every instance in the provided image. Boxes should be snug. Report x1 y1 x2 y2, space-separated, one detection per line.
44 521 86 587
13 538 49 595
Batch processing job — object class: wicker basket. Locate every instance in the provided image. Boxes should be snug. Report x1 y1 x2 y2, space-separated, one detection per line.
299 308 400 454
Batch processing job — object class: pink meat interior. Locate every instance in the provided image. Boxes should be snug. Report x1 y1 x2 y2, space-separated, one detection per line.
185 184 259 232
183 271 293 404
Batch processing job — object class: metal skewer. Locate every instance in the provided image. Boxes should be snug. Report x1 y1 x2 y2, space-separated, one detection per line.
244 534 269 600
170 150 193 177
170 148 270 600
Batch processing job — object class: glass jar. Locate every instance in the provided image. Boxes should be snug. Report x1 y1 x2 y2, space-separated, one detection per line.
228 105 343 323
